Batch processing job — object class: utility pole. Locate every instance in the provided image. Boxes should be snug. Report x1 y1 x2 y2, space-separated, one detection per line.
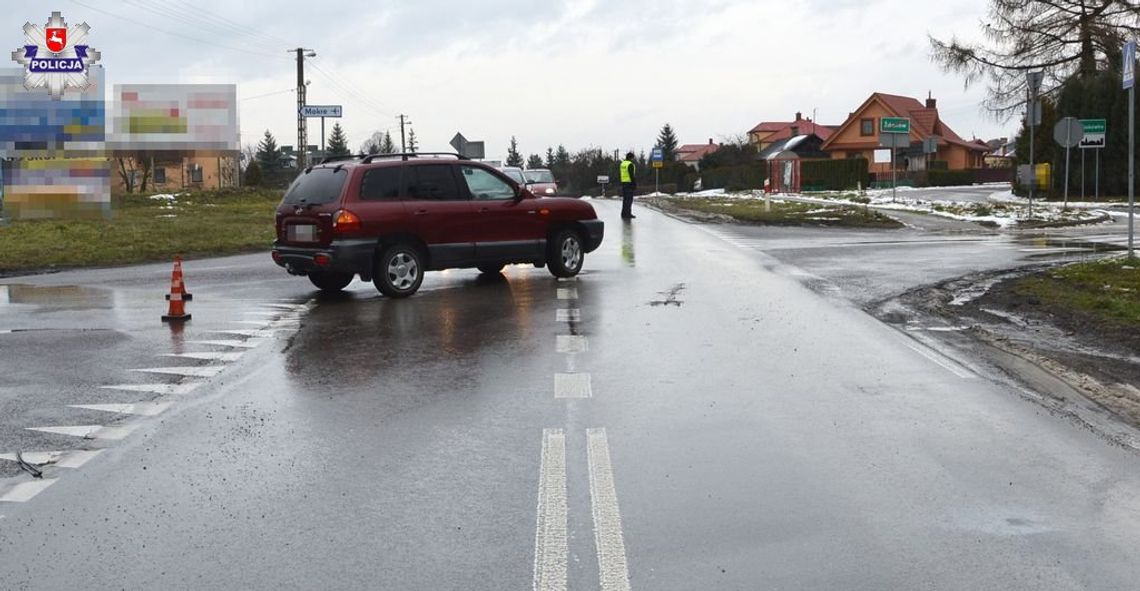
291 48 316 168
398 114 410 153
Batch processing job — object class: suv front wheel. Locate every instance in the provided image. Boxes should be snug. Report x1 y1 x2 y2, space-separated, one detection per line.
374 243 425 298
547 229 584 278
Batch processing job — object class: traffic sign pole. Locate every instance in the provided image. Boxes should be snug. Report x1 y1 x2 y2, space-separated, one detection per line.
1127 40 1136 258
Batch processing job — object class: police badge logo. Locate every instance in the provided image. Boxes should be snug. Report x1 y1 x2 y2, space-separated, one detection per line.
10 11 101 100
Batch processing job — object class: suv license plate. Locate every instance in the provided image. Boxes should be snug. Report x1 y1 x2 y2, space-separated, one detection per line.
288 224 317 242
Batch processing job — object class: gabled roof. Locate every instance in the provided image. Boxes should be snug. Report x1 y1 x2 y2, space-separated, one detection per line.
762 120 834 143
676 143 720 162
821 92 989 153
749 121 787 134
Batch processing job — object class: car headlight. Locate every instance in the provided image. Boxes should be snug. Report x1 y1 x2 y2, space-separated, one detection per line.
545 188 554 194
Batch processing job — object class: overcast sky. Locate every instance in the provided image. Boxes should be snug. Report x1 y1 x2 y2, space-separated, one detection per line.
5 0 1015 158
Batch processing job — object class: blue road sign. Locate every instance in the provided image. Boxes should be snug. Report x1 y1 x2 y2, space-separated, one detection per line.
300 105 342 118
650 147 664 162
1125 41 1136 90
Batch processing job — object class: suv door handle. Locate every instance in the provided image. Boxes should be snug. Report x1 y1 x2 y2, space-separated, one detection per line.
413 209 429 216
478 207 491 213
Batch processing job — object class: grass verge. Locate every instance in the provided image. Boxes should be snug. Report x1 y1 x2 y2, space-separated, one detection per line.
1010 258 1140 329
656 196 903 229
0 188 282 274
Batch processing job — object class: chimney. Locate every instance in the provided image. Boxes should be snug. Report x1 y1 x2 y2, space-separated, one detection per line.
795 112 802 121
926 91 937 109
708 138 714 145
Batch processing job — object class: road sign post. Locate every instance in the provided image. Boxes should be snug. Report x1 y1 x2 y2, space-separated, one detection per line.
1054 117 1084 209
597 175 610 198
1027 71 1044 220
879 119 911 202
1126 40 1136 257
650 146 664 194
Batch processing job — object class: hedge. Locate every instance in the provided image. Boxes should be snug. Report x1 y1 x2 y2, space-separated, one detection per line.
801 158 869 191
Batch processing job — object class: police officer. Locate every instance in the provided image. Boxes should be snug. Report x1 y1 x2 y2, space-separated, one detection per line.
619 152 637 220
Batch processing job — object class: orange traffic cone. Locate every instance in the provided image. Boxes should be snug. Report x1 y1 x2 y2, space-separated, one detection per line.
165 256 193 301
162 258 192 323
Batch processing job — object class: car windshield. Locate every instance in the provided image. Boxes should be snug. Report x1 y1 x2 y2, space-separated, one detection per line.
501 168 525 184
282 167 348 205
524 170 555 183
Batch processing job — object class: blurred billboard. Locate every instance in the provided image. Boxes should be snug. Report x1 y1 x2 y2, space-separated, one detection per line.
0 66 105 158
109 84 238 152
1 157 111 219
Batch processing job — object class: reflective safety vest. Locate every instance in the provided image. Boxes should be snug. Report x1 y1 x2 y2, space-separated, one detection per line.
620 160 634 183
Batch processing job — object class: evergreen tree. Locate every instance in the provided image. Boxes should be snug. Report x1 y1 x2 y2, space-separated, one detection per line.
545 147 555 168
256 130 281 173
243 160 263 187
657 124 679 162
930 0 1140 116
526 154 544 169
407 128 419 153
554 145 570 167
380 131 397 154
506 136 524 167
326 123 351 157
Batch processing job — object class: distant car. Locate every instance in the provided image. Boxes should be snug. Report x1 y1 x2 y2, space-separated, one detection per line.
498 166 527 186
272 154 604 297
524 168 559 196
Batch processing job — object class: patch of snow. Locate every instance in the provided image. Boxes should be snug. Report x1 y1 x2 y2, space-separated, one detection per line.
147 193 181 201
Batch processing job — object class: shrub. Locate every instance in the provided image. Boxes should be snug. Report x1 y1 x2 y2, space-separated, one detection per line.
802 158 869 190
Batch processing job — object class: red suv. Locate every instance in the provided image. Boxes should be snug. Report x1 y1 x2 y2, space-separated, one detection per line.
271 154 604 297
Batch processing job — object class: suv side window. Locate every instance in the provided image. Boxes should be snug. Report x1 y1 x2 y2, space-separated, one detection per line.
460 166 516 201
360 166 403 201
406 164 463 201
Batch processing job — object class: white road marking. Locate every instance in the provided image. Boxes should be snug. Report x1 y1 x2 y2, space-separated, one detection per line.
69 402 172 417
533 428 568 591
0 450 102 468
586 428 632 591
901 341 975 379
556 277 578 283
100 383 202 395
186 340 264 349
26 424 138 440
0 479 58 503
554 373 592 399
163 352 244 362
131 365 226 378
556 309 580 322
557 288 578 300
212 329 279 338
556 335 588 354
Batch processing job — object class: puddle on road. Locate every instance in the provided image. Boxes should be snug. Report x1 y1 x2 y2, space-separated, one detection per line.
0 284 114 310
1015 236 1125 260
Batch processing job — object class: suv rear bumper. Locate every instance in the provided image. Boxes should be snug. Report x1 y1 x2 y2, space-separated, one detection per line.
580 220 604 252
272 239 375 277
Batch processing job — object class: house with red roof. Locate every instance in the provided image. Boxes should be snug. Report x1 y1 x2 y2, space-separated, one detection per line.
820 93 990 175
748 112 836 150
676 139 721 170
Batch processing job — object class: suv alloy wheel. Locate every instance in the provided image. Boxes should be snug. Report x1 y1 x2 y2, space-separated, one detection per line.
374 243 425 298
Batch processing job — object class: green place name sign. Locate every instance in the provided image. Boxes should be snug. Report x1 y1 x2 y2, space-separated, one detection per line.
880 117 910 134
1081 119 1106 134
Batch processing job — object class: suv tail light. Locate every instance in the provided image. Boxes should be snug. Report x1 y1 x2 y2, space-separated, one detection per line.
332 209 362 234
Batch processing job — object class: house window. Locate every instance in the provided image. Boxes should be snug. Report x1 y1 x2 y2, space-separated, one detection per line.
190 164 203 183
154 167 166 184
860 118 875 136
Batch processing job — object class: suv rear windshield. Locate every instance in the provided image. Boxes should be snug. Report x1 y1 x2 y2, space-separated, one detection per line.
282 167 349 205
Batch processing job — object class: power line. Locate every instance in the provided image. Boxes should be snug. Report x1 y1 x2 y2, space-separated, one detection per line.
307 59 394 119
240 87 295 102
123 0 296 49
69 0 291 61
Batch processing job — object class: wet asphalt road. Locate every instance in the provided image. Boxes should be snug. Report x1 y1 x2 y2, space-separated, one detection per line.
2 200 1140 589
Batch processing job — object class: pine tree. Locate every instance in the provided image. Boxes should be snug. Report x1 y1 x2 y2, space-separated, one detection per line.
256 130 280 172
526 154 544 169
657 124 679 162
243 160 263 187
407 128 419 153
554 145 570 167
930 0 1140 116
545 147 555 168
380 131 397 154
506 136 524 167
326 123 350 157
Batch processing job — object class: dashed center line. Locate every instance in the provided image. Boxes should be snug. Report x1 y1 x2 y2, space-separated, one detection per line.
556 335 588 354
587 428 632 591
554 373 592 399
533 428 568 591
556 309 580 322
557 288 578 300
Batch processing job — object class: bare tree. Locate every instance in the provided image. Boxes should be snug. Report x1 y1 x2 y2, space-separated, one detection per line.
930 0 1140 118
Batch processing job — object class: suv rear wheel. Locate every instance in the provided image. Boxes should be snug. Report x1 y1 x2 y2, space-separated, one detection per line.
374 243 425 298
477 264 504 274
547 229 584 278
308 271 354 292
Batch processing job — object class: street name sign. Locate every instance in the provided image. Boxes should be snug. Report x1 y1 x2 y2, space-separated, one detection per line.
1079 119 1107 149
880 117 910 134
597 175 610 184
300 105 342 118
650 146 664 169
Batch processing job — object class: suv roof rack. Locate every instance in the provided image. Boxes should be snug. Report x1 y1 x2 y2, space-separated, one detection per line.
319 154 364 165
361 152 470 164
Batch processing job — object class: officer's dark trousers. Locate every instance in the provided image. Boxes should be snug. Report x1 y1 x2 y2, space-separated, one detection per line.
620 184 635 218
